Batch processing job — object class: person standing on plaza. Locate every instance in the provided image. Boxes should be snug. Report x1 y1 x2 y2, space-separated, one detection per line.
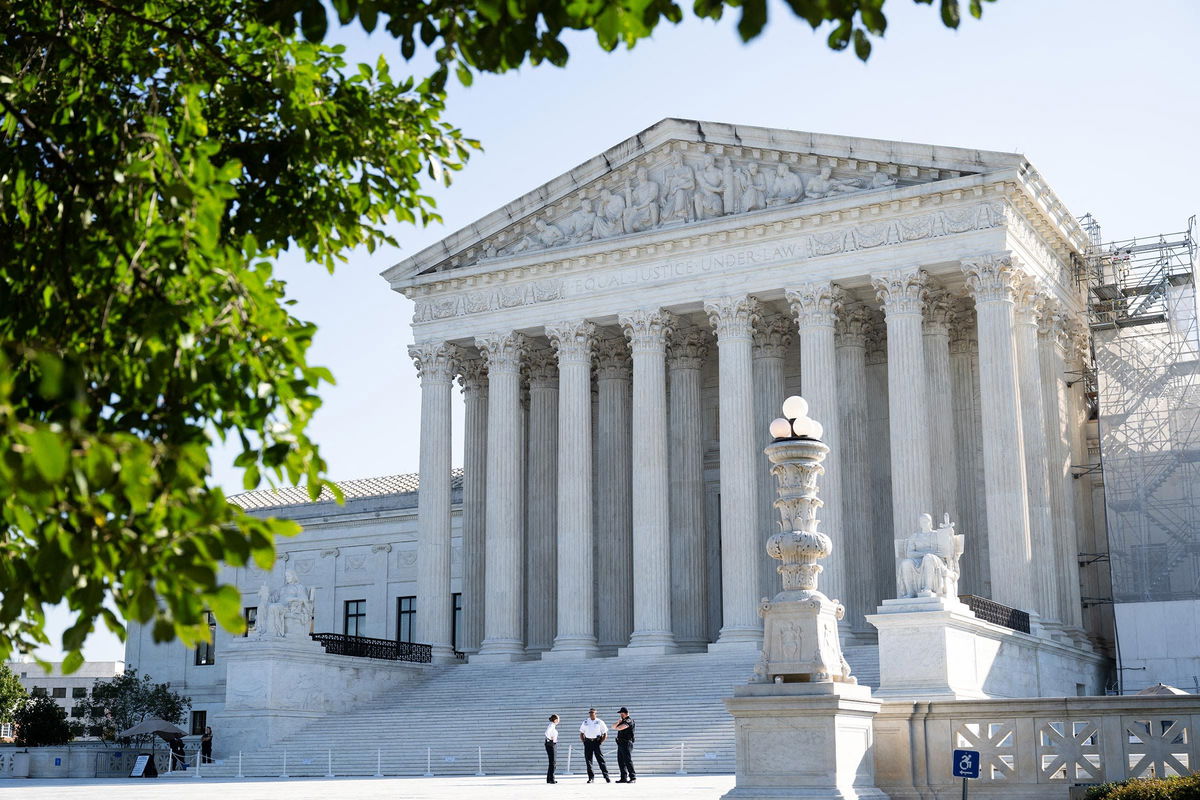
579 707 610 783
614 707 636 783
200 726 213 764
544 714 560 784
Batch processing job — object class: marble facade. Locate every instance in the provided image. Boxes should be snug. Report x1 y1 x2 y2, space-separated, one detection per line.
389 120 1101 663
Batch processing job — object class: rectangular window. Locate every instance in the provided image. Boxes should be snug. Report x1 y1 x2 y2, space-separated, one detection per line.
396 596 416 643
343 600 366 637
70 706 85 718
243 606 258 638
72 687 87 699
31 687 46 697
452 592 463 652
51 687 66 698
194 611 216 665
190 710 207 736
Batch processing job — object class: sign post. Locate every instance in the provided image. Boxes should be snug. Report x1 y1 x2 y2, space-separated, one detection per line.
952 749 981 800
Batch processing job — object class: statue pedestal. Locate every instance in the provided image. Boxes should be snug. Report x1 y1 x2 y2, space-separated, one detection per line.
722 682 887 800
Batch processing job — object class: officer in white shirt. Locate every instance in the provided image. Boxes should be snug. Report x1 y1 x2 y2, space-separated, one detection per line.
578 707 611 783
544 714 559 784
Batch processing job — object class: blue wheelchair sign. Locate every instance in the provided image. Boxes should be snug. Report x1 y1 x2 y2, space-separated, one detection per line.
953 749 981 779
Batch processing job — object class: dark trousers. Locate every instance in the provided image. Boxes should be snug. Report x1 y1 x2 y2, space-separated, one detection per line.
617 739 635 780
201 744 212 764
583 738 608 779
545 740 556 782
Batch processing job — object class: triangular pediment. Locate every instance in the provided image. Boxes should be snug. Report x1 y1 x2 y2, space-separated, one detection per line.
383 119 1026 285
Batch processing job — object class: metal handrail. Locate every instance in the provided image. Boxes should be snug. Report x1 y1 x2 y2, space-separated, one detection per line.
310 633 432 663
958 595 1031 634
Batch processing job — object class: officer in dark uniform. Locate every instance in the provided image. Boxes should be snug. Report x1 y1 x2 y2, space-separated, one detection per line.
614 706 636 783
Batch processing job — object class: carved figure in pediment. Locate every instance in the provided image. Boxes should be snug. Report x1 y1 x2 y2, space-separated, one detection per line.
660 153 696 224
868 171 897 189
593 188 626 239
895 513 964 599
805 166 863 199
509 217 565 254
735 162 767 214
622 166 660 233
767 164 805 207
694 155 725 220
561 197 597 243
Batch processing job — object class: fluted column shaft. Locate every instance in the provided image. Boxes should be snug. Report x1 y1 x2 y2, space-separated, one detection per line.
872 268 934 545
704 296 762 646
594 339 633 652
865 321 896 610
459 361 489 654
545 321 599 657
669 329 710 650
835 306 875 635
787 283 846 611
473 332 527 660
924 289 959 522
410 341 460 662
949 314 991 597
619 309 677 653
752 315 792 603
962 254 1033 609
525 351 559 653
1015 284 1058 623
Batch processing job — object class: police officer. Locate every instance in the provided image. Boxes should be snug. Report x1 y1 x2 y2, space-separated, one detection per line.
579 707 610 783
614 707 636 783
544 714 559 784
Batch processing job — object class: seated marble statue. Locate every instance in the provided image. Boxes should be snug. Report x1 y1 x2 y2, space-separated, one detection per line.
260 570 315 639
895 513 964 599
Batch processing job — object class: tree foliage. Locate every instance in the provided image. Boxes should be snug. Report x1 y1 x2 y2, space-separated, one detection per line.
13 695 76 747
0 663 27 724
73 668 190 744
1 0 996 667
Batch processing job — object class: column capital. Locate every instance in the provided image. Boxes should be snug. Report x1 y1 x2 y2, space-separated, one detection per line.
594 336 632 380
1013 276 1048 325
835 304 871 348
457 357 489 393
546 320 596 365
752 313 794 359
922 287 955 336
474 331 527 374
864 314 888 365
1066 316 1092 365
409 341 462 384
619 308 675 352
704 295 761 340
1037 297 1065 338
872 267 929 316
526 348 559 389
786 281 847 330
961 252 1025 304
668 327 711 370
949 304 978 354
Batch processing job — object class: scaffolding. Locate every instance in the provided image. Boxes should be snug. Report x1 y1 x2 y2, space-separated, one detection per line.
1082 214 1200 604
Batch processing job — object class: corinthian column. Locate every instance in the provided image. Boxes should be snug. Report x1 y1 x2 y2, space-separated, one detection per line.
871 268 934 545
704 295 762 648
473 331 528 661
752 313 793 603
545 321 599 658
835 303 876 637
1014 281 1058 624
594 337 633 653
669 327 710 651
786 282 847 613
923 287 959 524
864 317 895 610
524 349 558 653
949 308 990 598
618 309 677 654
409 340 461 663
458 358 488 655
961 254 1033 609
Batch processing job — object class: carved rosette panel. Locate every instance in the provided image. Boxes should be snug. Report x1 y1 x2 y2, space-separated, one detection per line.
525 348 559 389
961 252 1025 304
704 295 761 341
593 336 632 380
618 309 675 354
922 287 955 337
474 331 528 375
834 304 870 349
872 267 929 317
408 341 462 384
457 358 488 394
545 320 596 366
752 313 794 359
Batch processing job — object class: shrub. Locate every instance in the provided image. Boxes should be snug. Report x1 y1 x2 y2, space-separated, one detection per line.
13 696 75 747
1085 774 1200 800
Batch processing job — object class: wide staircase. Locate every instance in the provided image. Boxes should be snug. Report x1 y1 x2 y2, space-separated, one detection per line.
199 645 879 778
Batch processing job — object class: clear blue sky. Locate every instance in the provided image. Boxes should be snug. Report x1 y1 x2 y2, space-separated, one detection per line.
43 0 1199 664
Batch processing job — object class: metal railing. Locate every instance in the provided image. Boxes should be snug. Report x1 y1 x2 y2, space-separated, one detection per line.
310 633 432 663
958 595 1031 634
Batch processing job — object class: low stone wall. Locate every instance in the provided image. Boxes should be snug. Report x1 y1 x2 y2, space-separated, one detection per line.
875 693 1200 800
0 746 174 779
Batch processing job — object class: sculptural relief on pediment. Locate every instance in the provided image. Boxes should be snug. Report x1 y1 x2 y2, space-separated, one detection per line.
428 144 974 274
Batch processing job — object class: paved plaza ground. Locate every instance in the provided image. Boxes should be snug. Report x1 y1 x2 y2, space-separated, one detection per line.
0 773 736 799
